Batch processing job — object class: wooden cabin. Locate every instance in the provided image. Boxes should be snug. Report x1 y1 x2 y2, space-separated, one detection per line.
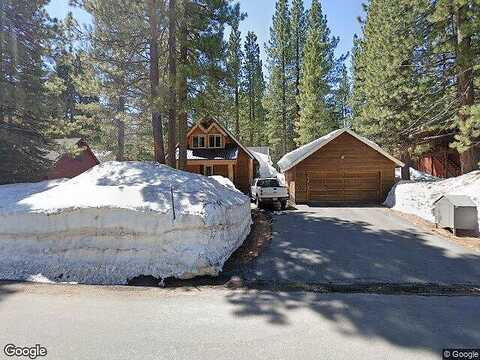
180 118 258 194
278 129 404 205
415 132 461 178
46 138 99 180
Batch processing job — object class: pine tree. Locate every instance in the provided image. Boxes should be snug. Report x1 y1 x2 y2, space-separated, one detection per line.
0 0 53 183
226 3 243 137
147 0 166 163
430 0 480 172
242 31 266 146
290 0 307 132
335 63 352 128
351 0 431 178
296 0 338 145
265 0 293 158
80 0 150 161
167 0 177 168
177 0 233 166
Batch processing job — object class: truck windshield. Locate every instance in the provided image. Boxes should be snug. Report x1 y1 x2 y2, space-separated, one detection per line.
257 179 280 187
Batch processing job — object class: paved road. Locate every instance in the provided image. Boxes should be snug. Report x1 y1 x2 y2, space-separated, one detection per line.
1 282 479 360
244 206 480 284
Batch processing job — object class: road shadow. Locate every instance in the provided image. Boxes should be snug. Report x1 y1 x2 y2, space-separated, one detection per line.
225 289 480 353
0 281 19 305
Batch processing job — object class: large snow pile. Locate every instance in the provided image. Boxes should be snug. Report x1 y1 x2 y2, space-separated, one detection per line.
0 162 251 284
250 150 278 178
384 171 480 230
395 167 439 181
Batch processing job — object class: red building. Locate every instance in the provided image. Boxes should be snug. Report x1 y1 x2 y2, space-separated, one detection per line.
415 132 461 178
46 138 99 180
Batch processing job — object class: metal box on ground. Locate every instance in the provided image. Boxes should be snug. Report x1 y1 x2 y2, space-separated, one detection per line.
434 195 478 236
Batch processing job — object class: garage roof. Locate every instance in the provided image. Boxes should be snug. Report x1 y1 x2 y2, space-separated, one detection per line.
277 129 405 172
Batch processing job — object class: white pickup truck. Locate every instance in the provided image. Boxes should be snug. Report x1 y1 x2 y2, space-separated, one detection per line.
251 178 289 210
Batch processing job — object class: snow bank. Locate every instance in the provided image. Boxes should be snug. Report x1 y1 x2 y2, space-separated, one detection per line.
209 176 240 192
0 179 67 210
0 162 251 284
250 150 278 179
384 171 480 231
395 167 439 181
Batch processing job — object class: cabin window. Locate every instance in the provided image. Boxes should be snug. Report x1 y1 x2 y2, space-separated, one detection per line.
192 135 206 148
209 134 222 148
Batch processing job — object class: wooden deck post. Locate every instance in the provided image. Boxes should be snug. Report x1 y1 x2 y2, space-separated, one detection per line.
228 163 234 182
248 159 253 184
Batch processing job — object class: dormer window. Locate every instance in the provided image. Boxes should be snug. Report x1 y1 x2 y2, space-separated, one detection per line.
209 134 222 148
192 135 206 148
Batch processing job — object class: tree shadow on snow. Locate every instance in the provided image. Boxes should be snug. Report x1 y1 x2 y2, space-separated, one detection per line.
94 162 248 214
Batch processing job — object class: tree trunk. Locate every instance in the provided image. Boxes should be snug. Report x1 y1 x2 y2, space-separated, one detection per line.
177 1 188 170
148 0 165 163
235 85 239 138
115 96 125 161
456 5 478 173
295 33 301 130
167 0 177 168
281 51 287 154
400 150 412 180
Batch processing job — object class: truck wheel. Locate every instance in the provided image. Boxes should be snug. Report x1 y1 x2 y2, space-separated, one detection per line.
281 200 287 210
256 197 262 209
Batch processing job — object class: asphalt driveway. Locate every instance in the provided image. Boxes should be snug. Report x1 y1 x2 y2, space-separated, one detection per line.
243 206 480 284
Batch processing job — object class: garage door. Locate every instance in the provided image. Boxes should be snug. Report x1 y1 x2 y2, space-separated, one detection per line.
306 171 381 205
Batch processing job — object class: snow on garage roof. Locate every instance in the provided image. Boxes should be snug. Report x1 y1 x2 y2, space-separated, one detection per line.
277 128 405 172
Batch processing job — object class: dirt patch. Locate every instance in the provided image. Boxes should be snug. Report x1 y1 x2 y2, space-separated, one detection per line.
242 281 480 296
223 209 273 270
388 209 480 252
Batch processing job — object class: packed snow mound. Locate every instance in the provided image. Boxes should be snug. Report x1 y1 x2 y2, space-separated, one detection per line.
384 171 480 231
395 167 439 181
250 150 278 178
0 179 67 211
0 162 252 284
209 176 240 192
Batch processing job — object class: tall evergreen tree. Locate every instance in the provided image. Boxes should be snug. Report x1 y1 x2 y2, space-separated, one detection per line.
242 31 265 146
265 0 293 158
335 63 352 128
296 0 338 145
290 0 307 132
0 0 53 183
351 0 431 178
80 0 152 161
429 0 480 173
167 0 177 168
177 0 233 167
226 3 243 137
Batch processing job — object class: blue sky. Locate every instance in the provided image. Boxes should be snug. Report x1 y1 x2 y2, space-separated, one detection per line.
46 0 364 63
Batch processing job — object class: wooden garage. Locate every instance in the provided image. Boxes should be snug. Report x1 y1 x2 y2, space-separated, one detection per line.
278 129 404 205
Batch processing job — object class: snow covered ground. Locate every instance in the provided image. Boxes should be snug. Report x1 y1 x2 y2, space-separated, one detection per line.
0 162 251 284
395 167 439 181
384 170 480 231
